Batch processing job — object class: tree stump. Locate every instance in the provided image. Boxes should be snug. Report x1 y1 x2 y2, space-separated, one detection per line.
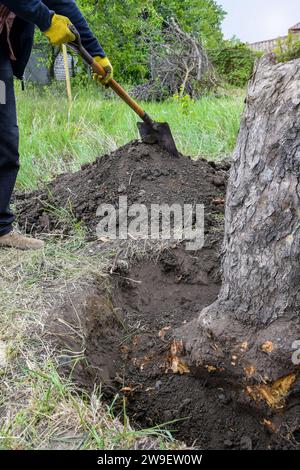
179 56 300 410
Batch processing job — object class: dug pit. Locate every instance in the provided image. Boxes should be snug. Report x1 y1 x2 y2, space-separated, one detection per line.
47 242 300 450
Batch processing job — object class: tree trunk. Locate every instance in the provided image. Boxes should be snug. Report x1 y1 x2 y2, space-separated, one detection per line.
179 56 300 409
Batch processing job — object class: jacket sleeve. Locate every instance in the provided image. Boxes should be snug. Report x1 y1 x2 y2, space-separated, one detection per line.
0 1 53 31
1 0 106 57
44 0 106 57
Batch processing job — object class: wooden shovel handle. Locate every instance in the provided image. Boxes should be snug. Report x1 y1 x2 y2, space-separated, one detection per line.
67 25 150 123
91 61 147 121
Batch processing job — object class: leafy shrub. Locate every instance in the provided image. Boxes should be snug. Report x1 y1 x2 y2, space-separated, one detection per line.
274 33 300 62
172 87 195 115
210 43 257 87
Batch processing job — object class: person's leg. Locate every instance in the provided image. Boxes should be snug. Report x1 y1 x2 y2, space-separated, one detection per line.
0 35 19 237
0 35 44 250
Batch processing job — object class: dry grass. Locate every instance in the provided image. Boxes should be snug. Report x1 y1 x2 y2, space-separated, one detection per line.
0 233 181 450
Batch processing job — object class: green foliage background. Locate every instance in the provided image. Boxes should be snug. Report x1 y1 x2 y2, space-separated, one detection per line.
75 0 226 82
35 0 259 89
34 0 225 83
210 42 258 87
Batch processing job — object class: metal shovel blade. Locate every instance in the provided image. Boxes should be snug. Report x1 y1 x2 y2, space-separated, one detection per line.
137 121 179 157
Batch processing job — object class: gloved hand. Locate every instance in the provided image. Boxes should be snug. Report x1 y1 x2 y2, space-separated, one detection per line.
93 56 113 85
44 14 76 46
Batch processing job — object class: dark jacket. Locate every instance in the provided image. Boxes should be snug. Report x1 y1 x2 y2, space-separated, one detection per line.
1 0 105 79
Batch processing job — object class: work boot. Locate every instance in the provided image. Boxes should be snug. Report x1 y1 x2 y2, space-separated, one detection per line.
0 231 44 250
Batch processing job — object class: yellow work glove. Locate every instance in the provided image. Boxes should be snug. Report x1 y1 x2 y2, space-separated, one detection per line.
93 56 113 85
44 14 76 46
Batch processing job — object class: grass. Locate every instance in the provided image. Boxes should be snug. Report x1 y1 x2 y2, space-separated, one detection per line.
16 82 244 190
0 234 181 450
1 82 244 449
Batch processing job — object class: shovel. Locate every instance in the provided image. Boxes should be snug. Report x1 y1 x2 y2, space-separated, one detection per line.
67 26 179 157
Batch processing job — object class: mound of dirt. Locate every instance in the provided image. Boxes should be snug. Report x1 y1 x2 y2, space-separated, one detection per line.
15 141 229 235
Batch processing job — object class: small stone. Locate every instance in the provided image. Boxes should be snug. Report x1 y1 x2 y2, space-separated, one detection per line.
115 260 129 273
224 439 233 449
117 184 127 193
38 213 50 229
182 398 192 407
155 380 162 390
213 176 225 187
164 410 173 421
218 392 232 405
138 190 146 196
240 436 252 450
0 341 7 368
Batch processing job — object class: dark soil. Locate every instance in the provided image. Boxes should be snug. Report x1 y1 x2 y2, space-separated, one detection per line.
15 141 229 235
47 244 300 450
112 251 299 450
35 140 299 449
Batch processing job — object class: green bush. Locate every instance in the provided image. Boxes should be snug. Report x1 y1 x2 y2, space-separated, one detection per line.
210 43 257 87
274 33 300 62
35 0 226 85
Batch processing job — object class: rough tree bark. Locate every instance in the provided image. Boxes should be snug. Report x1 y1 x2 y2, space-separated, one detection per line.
179 56 300 409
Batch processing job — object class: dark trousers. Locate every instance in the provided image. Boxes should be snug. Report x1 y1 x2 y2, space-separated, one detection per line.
0 34 19 237
0 34 19 236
